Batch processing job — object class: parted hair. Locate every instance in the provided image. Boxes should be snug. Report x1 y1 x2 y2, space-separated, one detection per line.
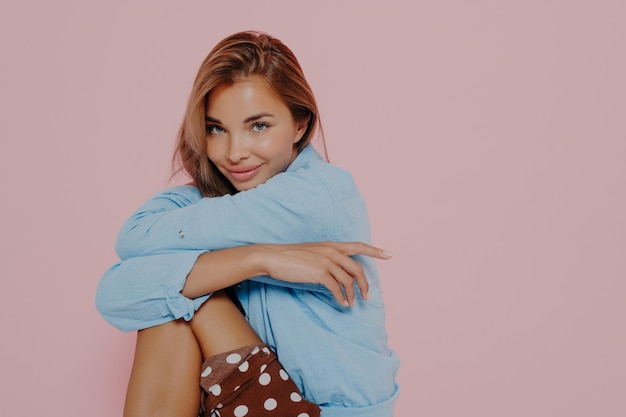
173 31 323 197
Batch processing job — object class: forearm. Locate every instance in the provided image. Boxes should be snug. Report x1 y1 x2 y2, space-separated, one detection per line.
182 244 323 298
184 241 386 306
182 245 268 298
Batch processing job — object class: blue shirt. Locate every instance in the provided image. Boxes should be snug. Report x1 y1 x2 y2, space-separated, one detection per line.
96 145 400 416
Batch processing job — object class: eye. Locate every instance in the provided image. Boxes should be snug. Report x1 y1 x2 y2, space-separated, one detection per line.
206 125 224 135
251 122 269 132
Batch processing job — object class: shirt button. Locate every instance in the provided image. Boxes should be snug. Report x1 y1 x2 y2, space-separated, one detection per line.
178 230 185 238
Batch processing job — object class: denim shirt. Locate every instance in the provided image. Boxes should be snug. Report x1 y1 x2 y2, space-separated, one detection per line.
95 145 400 416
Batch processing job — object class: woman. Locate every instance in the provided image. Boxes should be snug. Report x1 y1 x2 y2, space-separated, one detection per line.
96 31 400 417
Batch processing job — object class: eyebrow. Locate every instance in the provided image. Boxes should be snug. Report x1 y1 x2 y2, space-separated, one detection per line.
205 116 221 124
205 113 275 125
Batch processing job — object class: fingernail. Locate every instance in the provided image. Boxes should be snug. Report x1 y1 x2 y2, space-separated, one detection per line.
382 250 393 258
343 299 350 307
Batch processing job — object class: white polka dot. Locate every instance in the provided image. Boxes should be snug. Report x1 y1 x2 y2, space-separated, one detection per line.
260 364 268 373
264 398 277 410
226 353 242 364
262 347 270 354
234 385 240 391
216 403 223 408
290 392 302 402
251 346 260 355
259 373 271 385
208 384 221 396
279 369 289 380
297 414 310 417
213 410 221 417
201 366 212 377
238 361 249 372
234 405 248 417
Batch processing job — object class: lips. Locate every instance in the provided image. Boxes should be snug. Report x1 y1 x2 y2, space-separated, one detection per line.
227 165 262 182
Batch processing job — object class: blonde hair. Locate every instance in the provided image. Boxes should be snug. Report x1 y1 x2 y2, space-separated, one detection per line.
173 31 325 197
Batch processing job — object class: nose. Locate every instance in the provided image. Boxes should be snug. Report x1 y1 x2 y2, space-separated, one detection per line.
226 135 250 163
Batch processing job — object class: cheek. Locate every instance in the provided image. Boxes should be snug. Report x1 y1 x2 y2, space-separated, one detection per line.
205 141 220 160
250 138 283 157
266 129 299 155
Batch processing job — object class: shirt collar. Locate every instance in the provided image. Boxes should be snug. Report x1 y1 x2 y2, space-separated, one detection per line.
286 144 322 173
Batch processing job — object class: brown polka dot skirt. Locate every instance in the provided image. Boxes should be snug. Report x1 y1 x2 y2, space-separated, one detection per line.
199 343 321 417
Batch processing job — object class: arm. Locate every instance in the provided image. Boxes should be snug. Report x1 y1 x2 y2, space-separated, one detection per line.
97 149 376 330
183 242 391 305
96 242 390 331
115 152 356 259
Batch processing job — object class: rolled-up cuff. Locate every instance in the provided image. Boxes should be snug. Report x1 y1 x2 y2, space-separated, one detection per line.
95 250 211 332
158 283 211 323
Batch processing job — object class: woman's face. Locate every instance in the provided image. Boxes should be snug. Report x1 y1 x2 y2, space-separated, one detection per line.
205 76 307 191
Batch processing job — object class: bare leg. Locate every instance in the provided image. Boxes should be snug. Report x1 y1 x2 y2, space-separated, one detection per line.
123 320 202 417
189 289 262 358
123 290 261 417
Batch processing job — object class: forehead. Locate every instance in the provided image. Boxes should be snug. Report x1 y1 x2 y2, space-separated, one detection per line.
206 76 287 117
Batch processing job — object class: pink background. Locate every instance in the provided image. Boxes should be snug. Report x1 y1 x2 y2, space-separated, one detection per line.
1 1 624 416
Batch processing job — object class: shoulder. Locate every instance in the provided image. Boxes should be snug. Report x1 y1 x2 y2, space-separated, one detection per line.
279 146 362 202
307 159 361 201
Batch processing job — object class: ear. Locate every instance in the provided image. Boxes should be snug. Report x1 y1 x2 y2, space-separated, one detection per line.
292 115 310 144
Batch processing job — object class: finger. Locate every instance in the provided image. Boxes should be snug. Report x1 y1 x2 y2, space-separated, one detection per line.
324 250 368 302
318 273 348 307
327 263 356 306
342 258 369 301
331 242 392 260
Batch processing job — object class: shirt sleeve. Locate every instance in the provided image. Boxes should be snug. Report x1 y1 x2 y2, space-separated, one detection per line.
95 250 326 332
95 250 210 332
97 160 360 331
114 167 338 260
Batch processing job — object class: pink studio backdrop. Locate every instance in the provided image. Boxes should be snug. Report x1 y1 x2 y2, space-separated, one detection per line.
1 1 624 416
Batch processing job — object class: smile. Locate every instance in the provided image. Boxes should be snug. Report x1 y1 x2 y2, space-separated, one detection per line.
227 165 262 182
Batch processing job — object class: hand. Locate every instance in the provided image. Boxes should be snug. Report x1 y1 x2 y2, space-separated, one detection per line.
257 242 392 307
